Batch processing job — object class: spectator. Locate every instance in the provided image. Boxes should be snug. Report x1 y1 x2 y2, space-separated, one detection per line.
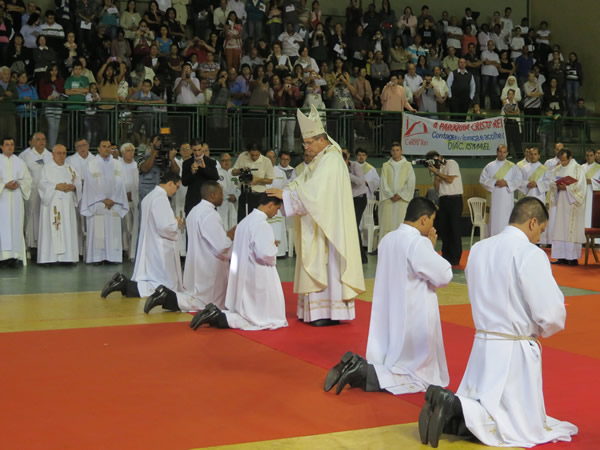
130 79 165 138
500 75 521 103
522 70 544 117
7 33 30 76
185 37 215 64
462 7 478 34
172 0 188 26
161 8 183 43
546 50 566 92
143 1 162 35
199 51 220 83
362 3 380 38
536 20 551 62
446 17 463 55
461 25 477 56
442 46 459 77
265 0 283 44
166 43 183 79
389 36 409 75
83 82 101 145
97 0 120 40
190 0 212 41
481 40 500 109
417 18 436 49
267 40 293 78
352 66 373 137
133 21 154 60
32 35 57 78
121 1 141 41
173 62 200 104
447 58 475 116
403 63 422 105
224 11 243 70
397 6 417 49
15 71 38 120
501 88 522 157
380 74 413 111
21 13 41 49
155 24 172 56
40 10 65 49
417 4 434 27
65 61 90 115
240 46 265 72
38 64 65 148
330 22 348 61
431 65 449 113
497 50 515 91
345 0 362 38
543 78 565 115
426 47 442 72
515 46 534 85
245 0 266 40
278 22 304 62
407 33 427 64
143 44 162 76
510 26 525 61
477 23 491 52
96 57 119 127
464 43 481 100
415 73 438 114
565 52 583 113
415 54 428 78
212 0 228 33
274 74 301 152
112 28 132 68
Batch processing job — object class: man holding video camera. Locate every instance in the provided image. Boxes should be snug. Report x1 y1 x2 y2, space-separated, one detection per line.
232 143 274 221
138 134 181 202
424 150 464 266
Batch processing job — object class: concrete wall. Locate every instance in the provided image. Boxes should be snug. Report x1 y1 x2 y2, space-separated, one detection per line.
530 0 597 110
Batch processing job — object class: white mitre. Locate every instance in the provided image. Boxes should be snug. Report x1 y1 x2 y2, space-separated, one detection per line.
297 105 325 139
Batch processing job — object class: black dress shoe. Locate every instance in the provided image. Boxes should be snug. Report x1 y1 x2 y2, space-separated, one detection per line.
190 303 221 330
335 355 368 395
567 259 579 266
101 272 128 298
551 259 567 265
427 389 458 448
310 319 341 327
144 285 168 314
418 385 444 445
324 351 354 392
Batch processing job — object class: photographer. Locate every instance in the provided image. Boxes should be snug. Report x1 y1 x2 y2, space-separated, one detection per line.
181 139 219 216
415 73 438 114
232 143 274 222
173 62 201 105
425 150 464 266
138 134 180 202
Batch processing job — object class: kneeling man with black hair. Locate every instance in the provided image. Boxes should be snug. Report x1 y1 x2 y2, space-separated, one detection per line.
190 193 288 331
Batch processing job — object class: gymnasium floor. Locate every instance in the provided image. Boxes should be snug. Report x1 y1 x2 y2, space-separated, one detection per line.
1 242 599 450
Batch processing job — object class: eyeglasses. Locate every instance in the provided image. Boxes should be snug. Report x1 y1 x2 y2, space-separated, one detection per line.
302 139 317 148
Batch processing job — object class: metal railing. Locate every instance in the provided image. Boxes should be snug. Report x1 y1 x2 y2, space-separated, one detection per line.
9 99 600 159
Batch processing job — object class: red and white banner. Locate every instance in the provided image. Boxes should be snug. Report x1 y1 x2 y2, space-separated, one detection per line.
401 114 506 156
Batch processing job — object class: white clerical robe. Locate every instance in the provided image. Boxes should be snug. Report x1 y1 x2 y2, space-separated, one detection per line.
216 167 240 231
582 162 600 228
358 161 380 243
266 165 289 257
37 161 82 263
549 160 586 260
66 153 90 255
541 157 560 245
121 160 139 261
458 226 577 447
177 200 232 311
19 147 53 248
172 157 188 257
223 209 287 330
366 224 452 394
518 162 551 203
80 155 129 263
132 185 183 297
480 159 522 237
0 154 32 262
282 141 365 322
378 157 415 241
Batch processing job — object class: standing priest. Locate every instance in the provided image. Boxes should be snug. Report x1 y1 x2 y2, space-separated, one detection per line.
266 105 365 327
0 137 32 267
480 144 522 237
37 144 82 264
80 140 129 264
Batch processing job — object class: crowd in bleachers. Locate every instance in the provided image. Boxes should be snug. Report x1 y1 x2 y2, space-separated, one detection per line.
0 1 588 151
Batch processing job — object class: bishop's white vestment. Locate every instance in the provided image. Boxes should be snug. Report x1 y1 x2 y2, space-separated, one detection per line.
223 209 287 330
266 165 290 257
19 147 53 248
282 142 365 322
178 200 232 311
216 167 240 231
518 162 550 203
358 161 380 243
378 157 415 241
366 224 452 394
132 185 183 297
480 159 522 237
458 226 578 447
0 154 32 262
541 156 561 245
549 160 586 260
37 160 82 263
121 159 139 261
66 152 91 255
581 162 600 228
80 155 129 263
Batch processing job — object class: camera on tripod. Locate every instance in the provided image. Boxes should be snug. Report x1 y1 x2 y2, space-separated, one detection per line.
413 158 445 170
238 167 258 187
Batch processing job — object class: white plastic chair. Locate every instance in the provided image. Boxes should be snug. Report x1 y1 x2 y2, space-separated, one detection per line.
467 197 487 248
363 199 380 253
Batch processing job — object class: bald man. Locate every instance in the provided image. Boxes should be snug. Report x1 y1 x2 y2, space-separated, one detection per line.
37 144 82 264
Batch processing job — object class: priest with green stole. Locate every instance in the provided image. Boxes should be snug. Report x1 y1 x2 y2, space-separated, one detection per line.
267 105 365 326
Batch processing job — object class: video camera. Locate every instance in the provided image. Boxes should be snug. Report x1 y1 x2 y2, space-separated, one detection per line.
155 127 175 175
238 167 257 184
413 158 446 170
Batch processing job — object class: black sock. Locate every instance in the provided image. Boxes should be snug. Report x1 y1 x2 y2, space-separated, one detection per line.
215 312 229 329
125 280 140 297
161 290 181 311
